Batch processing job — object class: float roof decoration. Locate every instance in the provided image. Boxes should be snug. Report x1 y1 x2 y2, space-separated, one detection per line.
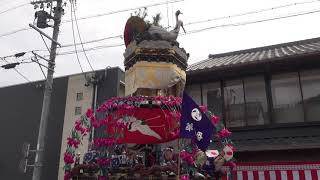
123 10 185 47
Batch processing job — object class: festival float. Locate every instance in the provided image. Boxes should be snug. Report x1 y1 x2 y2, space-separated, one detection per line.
63 9 236 180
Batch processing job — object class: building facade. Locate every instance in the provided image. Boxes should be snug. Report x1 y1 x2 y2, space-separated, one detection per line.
0 67 124 180
186 37 320 163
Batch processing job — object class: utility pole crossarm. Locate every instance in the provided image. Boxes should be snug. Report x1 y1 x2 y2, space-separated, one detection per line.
29 24 61 47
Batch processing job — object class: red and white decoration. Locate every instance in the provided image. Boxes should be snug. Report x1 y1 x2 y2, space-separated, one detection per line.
223 162 320 180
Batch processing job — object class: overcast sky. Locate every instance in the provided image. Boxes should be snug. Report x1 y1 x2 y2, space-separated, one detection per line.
1 0 320 87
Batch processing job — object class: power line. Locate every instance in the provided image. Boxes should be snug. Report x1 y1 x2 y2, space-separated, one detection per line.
60 35 122 48
166 0 170 28
70 0 84 73
0 3 29 15
185 0 320 26
71 0 94 71
185 8 320 35
3 7 320 63
0 27 30 39
0 0 25 7
57 43 124 56
62 0 184 23
1 0 317 40
0 0 184 38
0 57 31 82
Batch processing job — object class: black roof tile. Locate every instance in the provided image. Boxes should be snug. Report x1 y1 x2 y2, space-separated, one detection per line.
188 37 320 72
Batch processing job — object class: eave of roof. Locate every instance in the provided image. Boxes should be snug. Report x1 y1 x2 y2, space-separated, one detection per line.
187 37 320 73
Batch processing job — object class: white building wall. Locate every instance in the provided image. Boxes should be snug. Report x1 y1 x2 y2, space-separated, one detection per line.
57 74 93 180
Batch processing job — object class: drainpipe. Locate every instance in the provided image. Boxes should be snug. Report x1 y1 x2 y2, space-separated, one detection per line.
88 73 99 148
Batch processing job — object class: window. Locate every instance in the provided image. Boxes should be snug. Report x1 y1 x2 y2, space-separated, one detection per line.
271 73 304 123
76 92 83 101
185 84 201 105
75 106 82 115
224 80 245 127
244 77 269 125
300 70 320 122
202 83 222 117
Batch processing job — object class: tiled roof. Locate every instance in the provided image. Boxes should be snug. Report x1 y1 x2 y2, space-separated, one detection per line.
187 37 320 72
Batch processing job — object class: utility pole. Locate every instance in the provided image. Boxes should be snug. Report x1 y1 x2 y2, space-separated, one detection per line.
31 0 63 180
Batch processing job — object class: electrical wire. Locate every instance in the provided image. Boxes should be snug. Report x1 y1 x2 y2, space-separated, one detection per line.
62 0 184 23
166 0 170 28
0 0 25 7
185 0 320 26
3 6 320 61
71 0 94 71
70 0 84 73
40 34 51 53
0 0 184 39
0 27 30 39
0 57 31 82
57 43 124 56
0 3 29 15
1 0 317 39
60 35 122 48
3 5 320 70
32 56 47 79
184 8 320 35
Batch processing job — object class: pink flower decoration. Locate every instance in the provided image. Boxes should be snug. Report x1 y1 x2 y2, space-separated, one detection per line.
67 138 80 148
91 120 101 128
93 138 117 148
89 116 96 123
218 128 232 138
199 105 208 112
225 161 236 170
180 151 194 165
227 144 236 152
98 176 107 180
169 130 180 139
211 115 220 125
180 175 189 180
86 109 94 118
64 172 72 180
97 158 111 167
64 153 74 164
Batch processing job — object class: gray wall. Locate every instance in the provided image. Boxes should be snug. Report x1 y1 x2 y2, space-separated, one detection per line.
0 77 68 180
96 67 124 104
95 67 124 138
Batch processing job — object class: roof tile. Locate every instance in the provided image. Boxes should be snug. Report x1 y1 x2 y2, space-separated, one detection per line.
188 37 320 72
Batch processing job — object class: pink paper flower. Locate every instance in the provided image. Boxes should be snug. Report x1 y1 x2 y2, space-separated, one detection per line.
64 153 74 164
225 161 236 170
89 116 96 123
86 109 94 118
180 175 189 180
211 115 220 125
227 144 236 152
64 172 72 180
180 151 194 165
91 120 101 128
199 105 208 112
169 130 180 139
75 120 88 134
218 128 232 138
97 158 111 167
67 137 80 148
93 138 117 148
98 176 107 180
